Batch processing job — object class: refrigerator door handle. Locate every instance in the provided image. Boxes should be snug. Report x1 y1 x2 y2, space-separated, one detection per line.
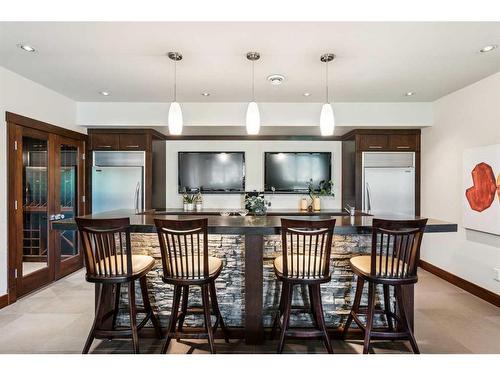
366 182 372 212
134 182 141 213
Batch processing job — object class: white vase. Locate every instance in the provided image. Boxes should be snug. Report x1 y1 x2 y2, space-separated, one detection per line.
313 197 321 211
183 203 188 211
187 203 194 211
196 203 203 211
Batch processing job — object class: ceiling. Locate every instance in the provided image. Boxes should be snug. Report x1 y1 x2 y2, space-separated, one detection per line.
1 22 500 103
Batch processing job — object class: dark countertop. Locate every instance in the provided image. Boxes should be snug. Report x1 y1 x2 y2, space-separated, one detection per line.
143 208 370 216
52 209 458 235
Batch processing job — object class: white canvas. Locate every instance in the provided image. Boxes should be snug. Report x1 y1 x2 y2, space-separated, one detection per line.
463 144 500 235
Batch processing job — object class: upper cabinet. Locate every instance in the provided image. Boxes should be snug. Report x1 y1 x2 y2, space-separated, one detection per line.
356 132 419 151
89 131 152 151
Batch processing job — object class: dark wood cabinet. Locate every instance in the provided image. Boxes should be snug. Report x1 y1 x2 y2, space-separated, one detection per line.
342 129 421 215
86 129 166 212
90 133 119 150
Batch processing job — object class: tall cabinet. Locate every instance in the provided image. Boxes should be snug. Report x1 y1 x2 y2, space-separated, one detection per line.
341 129 421 215
86 128 167 212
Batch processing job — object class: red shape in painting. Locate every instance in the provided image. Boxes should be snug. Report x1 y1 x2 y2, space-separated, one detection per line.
465 162 497 212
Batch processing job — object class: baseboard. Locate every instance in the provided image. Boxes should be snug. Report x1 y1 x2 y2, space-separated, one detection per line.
0 293 8 309
419 260 500 308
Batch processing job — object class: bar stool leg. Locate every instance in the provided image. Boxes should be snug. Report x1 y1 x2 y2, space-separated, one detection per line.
343 276 364 339
111 283 121 330
209 281 229 343
311 284 333 354
201 284 216 354
363 282 376 354
83 283 103 354
176 286 189 340
139 276 162 339
271 281 288 340
396 286 420 354
308 285 320 329
277 282 293 354
383 284 394 332
128 281 140 354
162 285 181 354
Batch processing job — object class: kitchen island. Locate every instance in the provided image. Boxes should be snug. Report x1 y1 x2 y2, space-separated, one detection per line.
53 209 457 344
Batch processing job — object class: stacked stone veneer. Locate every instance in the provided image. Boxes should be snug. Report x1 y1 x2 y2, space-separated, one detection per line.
117 233 390 328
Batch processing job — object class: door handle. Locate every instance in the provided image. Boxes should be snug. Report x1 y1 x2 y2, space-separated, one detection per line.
366 183 372 212
134 182 141 213
125 145 140 148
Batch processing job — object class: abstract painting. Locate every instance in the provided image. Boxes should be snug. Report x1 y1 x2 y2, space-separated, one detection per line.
463 144 500 235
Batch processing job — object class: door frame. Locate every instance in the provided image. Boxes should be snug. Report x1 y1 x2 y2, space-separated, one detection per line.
6 112 87 304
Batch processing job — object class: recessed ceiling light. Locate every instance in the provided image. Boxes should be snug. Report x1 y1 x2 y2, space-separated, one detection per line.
480 45 497 53
267 74 286 86
303 92 311 97
18 43 36 52
405 91 415 97
99 91 110 96
201 92 210 97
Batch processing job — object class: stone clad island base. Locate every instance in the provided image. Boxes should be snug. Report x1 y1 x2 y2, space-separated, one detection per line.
117 233 381 330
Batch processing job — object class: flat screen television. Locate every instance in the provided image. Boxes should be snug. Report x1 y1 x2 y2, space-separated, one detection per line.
178 152 245 193
264 152 331 193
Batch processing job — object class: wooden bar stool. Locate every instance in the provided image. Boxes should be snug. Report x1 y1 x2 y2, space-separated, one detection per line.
154 218 229 354
343 218 427 354
271 218 336 354
75 217 162 354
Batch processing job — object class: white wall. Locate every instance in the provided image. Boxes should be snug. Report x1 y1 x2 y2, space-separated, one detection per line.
0 66 81 296
421 71 500 294
165 140 342 210
77 102 433 128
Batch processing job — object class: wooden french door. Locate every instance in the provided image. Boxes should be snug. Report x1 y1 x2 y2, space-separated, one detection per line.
7 114 85 300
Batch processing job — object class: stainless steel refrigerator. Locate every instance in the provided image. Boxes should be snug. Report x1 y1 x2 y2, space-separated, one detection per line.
362 152 415 216
92 151 145 214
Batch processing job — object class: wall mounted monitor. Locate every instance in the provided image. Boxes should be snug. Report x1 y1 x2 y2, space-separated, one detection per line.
264 152 331 193
178 152 245 193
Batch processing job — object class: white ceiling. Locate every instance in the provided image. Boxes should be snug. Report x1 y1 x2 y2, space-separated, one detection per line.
1 22 500 102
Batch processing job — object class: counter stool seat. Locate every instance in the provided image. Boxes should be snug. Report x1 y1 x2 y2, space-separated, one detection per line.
349 255 408 281
273 255 327 281
95 254 155 278
167 256 222 279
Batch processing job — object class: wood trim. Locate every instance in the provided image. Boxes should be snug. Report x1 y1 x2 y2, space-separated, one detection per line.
87 128 166 140
419 260 500 308
341 128 421 140
162 135 343 141
6 112 87 141
0 294 8 309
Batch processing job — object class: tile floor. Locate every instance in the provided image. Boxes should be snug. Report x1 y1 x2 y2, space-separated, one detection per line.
0 269 498 354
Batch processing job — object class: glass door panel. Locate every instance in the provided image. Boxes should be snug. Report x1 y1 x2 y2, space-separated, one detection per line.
21 136 49 276
54 137 84 278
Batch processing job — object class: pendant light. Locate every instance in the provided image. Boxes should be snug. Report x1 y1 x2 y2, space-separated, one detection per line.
167 52 183 135
246 52 261 135
319 53 335 136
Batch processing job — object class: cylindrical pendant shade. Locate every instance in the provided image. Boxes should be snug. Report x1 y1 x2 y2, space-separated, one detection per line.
168 101 183 135
246 101 260 135
320 103 335 136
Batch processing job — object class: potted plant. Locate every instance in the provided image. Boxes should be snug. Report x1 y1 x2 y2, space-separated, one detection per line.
308 179 334 211
244 192 271 216
195 192 203 211
182 190 197 211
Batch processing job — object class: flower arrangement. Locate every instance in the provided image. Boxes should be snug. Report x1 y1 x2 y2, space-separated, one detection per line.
308 179 335 199
244 193 271 216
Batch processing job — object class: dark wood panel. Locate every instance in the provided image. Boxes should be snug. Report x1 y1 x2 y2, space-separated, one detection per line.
419 260 500 307
90 133 119 150
0 294 9 309
244 234 264 344
119 134 148 151
88 128 166 140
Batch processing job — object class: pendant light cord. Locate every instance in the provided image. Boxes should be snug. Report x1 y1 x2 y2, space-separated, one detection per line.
252 59 255 102
325 59 329 104
174 58 177 102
